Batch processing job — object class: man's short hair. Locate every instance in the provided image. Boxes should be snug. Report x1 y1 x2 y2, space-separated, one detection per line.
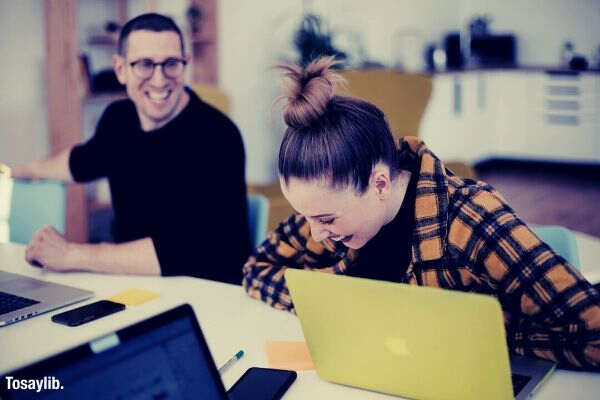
118 13 185 56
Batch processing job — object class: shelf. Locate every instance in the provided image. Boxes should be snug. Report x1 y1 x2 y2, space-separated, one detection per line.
87 35 118 47
191 39 216 46
84 91 127 104
190 33 216 45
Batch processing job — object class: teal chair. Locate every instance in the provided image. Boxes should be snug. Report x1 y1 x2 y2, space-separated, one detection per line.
247 193 269 248
9 179 66 244
530 225 580 270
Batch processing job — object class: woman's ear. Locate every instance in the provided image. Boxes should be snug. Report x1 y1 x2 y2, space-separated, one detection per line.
370 165 392 200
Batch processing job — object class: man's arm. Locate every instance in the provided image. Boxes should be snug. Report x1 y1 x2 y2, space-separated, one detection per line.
25 226 160 275
10 147 75 182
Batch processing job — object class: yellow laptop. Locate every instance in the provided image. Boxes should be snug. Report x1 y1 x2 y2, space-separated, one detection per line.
285 269 556 400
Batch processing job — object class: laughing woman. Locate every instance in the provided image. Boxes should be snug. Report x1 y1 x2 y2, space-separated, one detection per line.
242 57 600 370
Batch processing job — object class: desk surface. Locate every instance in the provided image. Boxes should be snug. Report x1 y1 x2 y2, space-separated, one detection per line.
1 240 599 399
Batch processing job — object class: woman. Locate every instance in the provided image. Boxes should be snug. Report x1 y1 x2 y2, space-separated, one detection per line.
242 57 600 370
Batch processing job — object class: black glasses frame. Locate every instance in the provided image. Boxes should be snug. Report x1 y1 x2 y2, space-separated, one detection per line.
128 58 187 79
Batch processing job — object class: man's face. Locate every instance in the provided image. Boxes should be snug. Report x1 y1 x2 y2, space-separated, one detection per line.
114 30 188 131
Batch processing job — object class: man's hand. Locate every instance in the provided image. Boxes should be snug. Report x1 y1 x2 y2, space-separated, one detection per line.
25 226 77 271
24 229 160 276
3 147 75 182
10 164 40 181
0 162 11 177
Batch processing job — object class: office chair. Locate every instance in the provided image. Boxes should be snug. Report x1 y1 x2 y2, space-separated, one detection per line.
530 225 581 270
9 179 66 245
337 69 432 140
247 193 269 248
191 84 230 115
337 69 478 180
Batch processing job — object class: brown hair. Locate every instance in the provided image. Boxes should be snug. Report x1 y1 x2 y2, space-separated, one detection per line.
277 57 415 194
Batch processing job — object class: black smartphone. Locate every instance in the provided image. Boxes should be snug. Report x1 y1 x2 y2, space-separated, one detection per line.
51 300 125 326
227 367 297 400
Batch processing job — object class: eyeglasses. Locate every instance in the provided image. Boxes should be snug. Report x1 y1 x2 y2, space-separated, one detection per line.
129 57 187 79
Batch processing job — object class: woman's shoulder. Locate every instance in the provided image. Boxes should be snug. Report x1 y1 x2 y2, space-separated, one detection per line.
447 175 511 215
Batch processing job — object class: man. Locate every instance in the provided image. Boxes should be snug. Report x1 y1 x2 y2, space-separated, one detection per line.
9 13 251 284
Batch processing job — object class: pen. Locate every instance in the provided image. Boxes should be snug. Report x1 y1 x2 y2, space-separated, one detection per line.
218 350 244 374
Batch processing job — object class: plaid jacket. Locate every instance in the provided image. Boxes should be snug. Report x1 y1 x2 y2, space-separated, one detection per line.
242 137 600 370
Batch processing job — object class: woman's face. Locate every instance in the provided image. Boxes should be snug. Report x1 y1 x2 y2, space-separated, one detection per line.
280 176 389 249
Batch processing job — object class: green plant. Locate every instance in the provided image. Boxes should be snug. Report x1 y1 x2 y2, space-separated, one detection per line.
293 14 346 67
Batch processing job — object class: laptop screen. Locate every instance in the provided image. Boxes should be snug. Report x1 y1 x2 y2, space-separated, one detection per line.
1 304 228 400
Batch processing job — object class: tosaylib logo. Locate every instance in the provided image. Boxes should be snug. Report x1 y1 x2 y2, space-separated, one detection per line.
5 376 64 392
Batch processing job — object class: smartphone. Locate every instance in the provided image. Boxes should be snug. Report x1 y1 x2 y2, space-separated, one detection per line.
227 367 297 400
51 300 125 326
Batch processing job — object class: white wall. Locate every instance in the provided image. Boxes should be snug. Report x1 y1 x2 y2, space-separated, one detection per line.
219 0 303 184
0 1 48 166
309 0 459 68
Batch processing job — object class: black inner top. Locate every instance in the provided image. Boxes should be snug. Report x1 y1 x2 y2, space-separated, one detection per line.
349 168 418 283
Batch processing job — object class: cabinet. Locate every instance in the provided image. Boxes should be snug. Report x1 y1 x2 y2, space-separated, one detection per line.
528 73 599 160
420 72 493 162
420 70 600 164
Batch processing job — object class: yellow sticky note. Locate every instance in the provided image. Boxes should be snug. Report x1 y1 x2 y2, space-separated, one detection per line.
265 341 314 371
109 289 159 306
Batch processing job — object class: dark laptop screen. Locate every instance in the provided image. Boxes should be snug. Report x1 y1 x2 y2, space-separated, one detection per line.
1 304 227 400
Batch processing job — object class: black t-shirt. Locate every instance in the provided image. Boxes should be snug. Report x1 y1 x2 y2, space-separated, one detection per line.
69 88 251 284
349 169 418 283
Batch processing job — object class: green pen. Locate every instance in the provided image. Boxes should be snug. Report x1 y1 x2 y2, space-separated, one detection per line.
218 350 244 374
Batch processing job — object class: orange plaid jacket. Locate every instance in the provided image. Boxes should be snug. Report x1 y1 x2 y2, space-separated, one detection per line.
242 137 600 370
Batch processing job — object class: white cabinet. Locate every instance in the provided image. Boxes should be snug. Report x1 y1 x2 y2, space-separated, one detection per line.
528 73 599 160
420 70 600 163
420 73 494 163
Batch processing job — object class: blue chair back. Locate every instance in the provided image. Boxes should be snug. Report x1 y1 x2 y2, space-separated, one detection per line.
9 179 66 244
530 225 580 270
247 194 269 248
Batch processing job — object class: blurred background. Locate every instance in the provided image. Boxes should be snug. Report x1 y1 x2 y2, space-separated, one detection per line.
0 0 598 243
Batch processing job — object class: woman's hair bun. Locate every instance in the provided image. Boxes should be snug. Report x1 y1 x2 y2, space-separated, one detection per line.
278 56 343 128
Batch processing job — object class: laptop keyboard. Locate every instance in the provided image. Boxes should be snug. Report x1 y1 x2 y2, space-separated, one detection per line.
0 291 39 314
511 373 531 396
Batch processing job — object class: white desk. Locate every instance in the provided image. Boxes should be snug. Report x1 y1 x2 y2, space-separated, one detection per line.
1 241 599 399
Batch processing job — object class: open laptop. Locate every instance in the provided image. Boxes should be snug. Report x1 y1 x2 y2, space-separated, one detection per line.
285 269 556 400
0 304 231 399
0 270 93 327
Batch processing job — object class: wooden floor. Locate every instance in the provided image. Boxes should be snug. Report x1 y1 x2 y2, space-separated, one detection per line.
476 160 600 238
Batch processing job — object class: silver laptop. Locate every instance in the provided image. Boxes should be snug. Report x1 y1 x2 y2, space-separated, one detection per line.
0 270 93 327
